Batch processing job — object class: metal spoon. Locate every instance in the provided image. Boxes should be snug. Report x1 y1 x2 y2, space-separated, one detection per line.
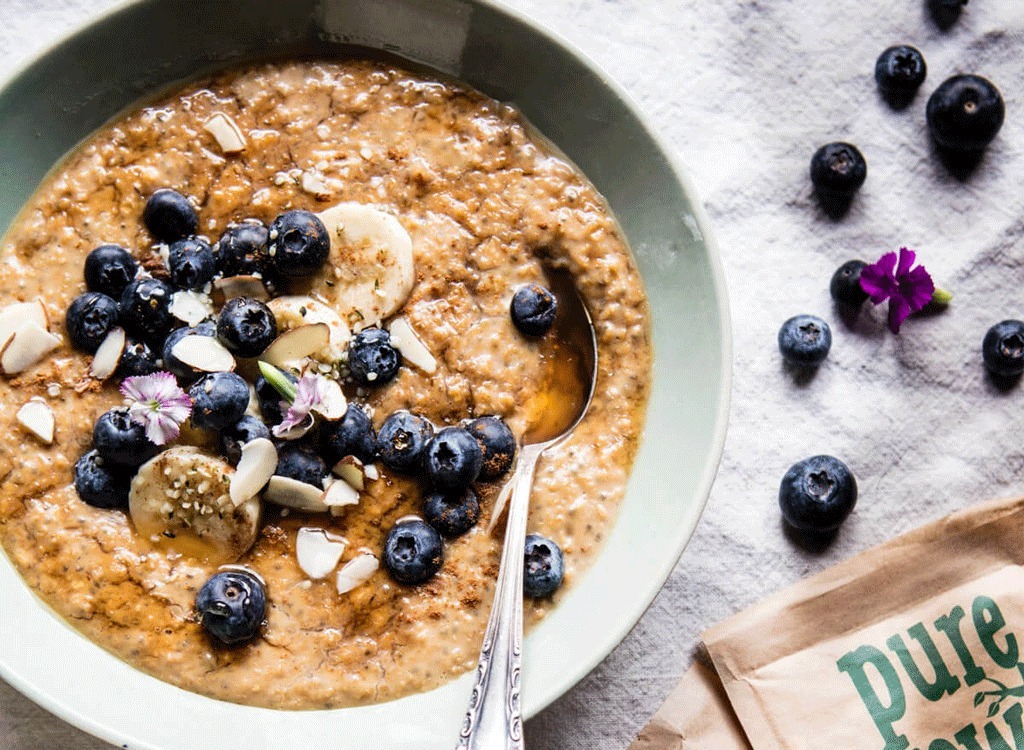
455 268 598 750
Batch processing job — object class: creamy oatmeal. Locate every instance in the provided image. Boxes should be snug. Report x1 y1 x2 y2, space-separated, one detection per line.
0 59 651 709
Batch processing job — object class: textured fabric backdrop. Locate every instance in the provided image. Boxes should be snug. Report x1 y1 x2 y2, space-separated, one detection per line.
1 1 1023 748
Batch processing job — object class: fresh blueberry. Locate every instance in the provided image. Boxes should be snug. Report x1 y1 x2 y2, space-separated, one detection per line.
779 455 858 533
927 74 1004 152
65 291 120 353
189 372 251 431
216 297 277 358
320 404 377 465
523 534 565 598
120 277 175 346
162 321 216 382
275 442 329 487
267 210 330 277
376 411 434 474
982 320 1024 378
168 237 216 291
874 45 926 98
143 188 198 244
195 570 266 646
467 416 516 481
347 328 400 386
255 369 297 426
92 407 160 468
810 143 867 197
117 337 160 377
425 427 483 491
382 519 444 585
778 315 832 367
510 284 558 336
84 244 138 299
928 0 967 29
73 449 131 509
220 415 271 466
829 260 870 306
422 487 480 538
216 220 269 277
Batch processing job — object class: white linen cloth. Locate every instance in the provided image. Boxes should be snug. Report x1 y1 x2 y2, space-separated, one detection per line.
1 1 1023 747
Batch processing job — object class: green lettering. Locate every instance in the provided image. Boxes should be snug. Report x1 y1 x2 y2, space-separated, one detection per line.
1002 703 1024 748
837 645 909 750
888 623 961 701
936 606 987 686
953 705 1024 750
955 724 984 750
930 741 958 750
974 597 1020 669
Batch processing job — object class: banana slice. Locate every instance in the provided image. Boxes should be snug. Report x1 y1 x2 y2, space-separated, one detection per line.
312 202 415 330
267 295 350 363
129 446 260 564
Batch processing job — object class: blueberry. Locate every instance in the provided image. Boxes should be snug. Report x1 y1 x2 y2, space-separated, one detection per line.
510 284 558 336
255 369 297 426
65 291 120 353
523 534 565 598
267 210 330 278
162 321 216 382
120 277 175 346
216 297 277 358
928 0 968 29
117 337 160 377
168 237 216 291
84 244 138 299
422 487 480 538
189 372 250 431
320 404 377 465
275 442 329 487
927 74 1004 152
376 411 434 474
467 416 516 481
347 328 400 386
778 315 832 367
220 415 271 466
73 449 131 509
829 260 870 306
92 407 160 468
982 320 1024 378
810 143 867 197
195 570 266 645
143 188 198 244
425 427 483 491
382 519 444 585
779 455 858 533
216 220 269 277
874 45 926 97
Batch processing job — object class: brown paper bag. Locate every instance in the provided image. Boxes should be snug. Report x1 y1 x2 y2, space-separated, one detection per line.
703 495 1024 750
628 658 752 749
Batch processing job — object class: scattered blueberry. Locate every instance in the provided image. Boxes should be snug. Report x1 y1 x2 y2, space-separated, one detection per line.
927 74 1005 152
810 142 867 197
255 369 297 426
779 455 858 533
143 188 198 244
376 411 434 474
84 245 138 299
220 415 271 466
982 320 1024 378
216 220 269 277
65 291 120 353
162 321 217 382
117 337 160 377
73 449 131 509
120 277 175 346
216 297 277 358
168 237 216 291
189 372 251 431
347 327 400 386
267 210 330 277
275 443 330 487
874 45 926 98
829 260 870 306
510 284 558 336
92 407 160 468
523 534 565 598
422 487 481 538
778 315 832 367
320 404 377 465
425 427 483 491
195 570 266 645
928 0 968 29
382 519 444 585
467 416 516 481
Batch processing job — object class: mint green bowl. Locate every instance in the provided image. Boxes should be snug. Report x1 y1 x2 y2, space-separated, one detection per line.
0 1 730 747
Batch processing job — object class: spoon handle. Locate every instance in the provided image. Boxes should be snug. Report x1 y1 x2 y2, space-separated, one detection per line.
456 443 544 750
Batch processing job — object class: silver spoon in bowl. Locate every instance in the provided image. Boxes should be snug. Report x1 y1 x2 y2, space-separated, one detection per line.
455 267 598 750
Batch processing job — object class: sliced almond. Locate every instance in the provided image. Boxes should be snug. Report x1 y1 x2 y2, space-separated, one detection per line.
336 553 379 594
486 477 515 535
214 275 270 302
364 463 380 481
332 455 365 491
273 413 315 441
388 316 437 375
0 322 61 376
263 475 329 513
171 335 236 373
321 478 360 508
89 327 126 380
230 438 278 507
0 299 47 349
295 527 348 579
16 397 54 444
169 290 214 327
311 377 346 420
203 112 247 154
261 323 330 369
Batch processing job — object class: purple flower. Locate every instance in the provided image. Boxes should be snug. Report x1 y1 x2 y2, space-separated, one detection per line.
859 247 936 334
272 373 346 440
120 371 192 446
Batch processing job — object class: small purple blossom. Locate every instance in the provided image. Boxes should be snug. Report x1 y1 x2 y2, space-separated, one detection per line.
120 371 192 446
859 247 936 334
272 373 346 439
